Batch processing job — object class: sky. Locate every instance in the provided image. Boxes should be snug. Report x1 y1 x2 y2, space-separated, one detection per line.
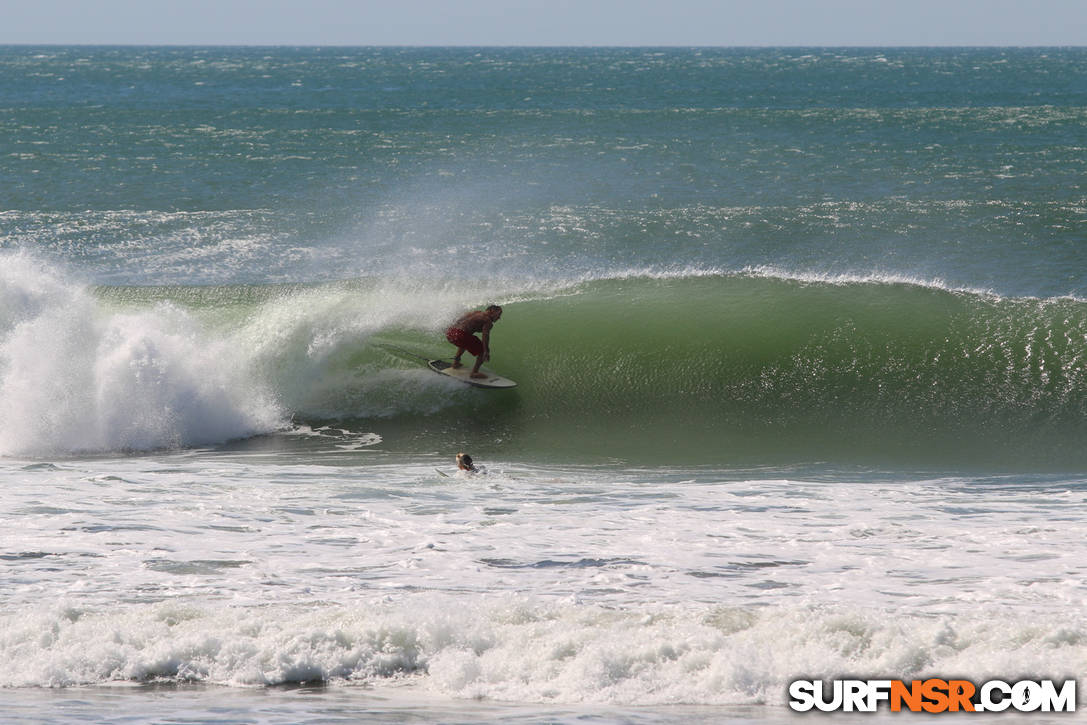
1 0 1085 46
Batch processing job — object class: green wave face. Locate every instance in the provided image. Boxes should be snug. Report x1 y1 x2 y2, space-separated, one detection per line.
465 276 1086 468
91 274 1087 468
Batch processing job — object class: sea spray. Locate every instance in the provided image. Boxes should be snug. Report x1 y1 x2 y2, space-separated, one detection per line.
0 252 284 455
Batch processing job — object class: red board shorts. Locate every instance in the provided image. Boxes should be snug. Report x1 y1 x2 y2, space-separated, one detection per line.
446 326 483 357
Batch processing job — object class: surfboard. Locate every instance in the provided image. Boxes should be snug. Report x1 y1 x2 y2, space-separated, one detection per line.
427 359 517 389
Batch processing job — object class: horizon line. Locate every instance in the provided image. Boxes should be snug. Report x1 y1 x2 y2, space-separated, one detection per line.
2 42 1085 49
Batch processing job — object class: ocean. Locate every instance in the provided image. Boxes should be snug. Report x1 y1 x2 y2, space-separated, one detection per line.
1 46 1086 723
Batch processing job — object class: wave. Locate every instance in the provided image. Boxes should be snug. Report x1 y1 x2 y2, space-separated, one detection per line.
1 598 1083 703
481 273 1087 468
4 252 1087 467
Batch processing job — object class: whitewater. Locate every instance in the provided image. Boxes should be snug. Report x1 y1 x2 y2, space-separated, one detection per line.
2 46 1087 723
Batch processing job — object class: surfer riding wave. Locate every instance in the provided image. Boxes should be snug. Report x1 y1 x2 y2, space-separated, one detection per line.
446 305 502 379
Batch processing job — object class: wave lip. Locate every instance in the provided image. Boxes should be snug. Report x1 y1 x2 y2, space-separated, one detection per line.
739 264 1001 297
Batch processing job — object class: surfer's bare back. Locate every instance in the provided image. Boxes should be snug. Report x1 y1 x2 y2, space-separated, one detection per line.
445 305 502 378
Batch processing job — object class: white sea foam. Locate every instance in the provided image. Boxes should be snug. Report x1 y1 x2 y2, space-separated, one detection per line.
0 252 284 455
2 453 1086 706
1 597 1083 706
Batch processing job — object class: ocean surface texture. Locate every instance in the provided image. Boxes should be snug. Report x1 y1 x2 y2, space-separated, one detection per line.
1 47 1086 723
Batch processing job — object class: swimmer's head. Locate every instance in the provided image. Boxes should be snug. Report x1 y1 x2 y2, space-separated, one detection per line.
456 452 475 471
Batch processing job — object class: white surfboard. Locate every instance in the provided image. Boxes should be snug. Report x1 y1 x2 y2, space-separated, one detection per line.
427 359 517 389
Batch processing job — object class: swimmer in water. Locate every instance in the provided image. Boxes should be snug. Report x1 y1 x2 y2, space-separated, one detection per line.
456 452 478 473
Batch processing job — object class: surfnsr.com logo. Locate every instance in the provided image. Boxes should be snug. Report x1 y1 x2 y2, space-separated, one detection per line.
789 679 1077 713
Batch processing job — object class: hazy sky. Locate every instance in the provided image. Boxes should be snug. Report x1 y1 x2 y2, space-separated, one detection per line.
2 0 1085 46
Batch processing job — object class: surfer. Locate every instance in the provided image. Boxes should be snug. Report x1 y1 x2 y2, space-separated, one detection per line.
456 452 487 475
456 452 478 473
446 305 502 379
